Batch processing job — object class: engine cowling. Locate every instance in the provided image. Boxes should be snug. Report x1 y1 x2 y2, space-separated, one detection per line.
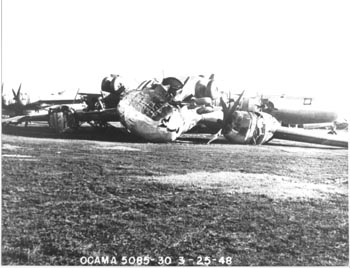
194 76 219 99
223 111 279 145
101 74 126 94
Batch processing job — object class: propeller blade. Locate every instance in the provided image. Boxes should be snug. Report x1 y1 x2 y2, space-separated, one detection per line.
220 97 228 114
207 129 222 144
17 83 22 97
12 83 22 100
228 90 245 115
220 97 231 126
220 90 245 126
182 76 190 88
12 89 17 99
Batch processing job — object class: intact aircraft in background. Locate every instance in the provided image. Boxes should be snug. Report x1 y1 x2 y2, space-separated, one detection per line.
224 90 340 127
1 83 85 119
2 74 348 148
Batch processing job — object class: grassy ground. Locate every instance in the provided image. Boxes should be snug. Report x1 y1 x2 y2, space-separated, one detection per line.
1 125 348 265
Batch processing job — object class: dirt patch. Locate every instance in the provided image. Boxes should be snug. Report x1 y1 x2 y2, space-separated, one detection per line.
146 171 347 200
94 145 141 151
2 154 34 158
1 128 348 265
2 144 22 150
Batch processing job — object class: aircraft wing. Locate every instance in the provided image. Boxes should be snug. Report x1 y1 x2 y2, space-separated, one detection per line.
2 114 48 125
74 108 120 122
2 105 120 131
77 93 102 97
274 126 348 148
33 99 83 108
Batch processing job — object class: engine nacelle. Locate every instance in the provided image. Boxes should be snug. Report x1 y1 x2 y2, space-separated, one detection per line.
194 75 219 100
172 74 220 102
223 111 280 145
101 74 126 94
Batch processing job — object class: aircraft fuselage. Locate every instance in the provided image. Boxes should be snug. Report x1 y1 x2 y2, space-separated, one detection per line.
240 94 338 125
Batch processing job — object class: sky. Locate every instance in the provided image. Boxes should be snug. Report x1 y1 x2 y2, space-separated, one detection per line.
1 0 350 112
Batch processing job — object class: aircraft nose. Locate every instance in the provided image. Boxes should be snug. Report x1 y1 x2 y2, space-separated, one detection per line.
117 93 181 142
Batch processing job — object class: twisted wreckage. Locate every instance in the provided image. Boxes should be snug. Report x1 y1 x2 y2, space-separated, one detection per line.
2 74 348 148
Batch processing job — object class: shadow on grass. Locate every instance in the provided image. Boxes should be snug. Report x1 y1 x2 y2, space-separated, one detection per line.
2 124 145 143
2 124 345 149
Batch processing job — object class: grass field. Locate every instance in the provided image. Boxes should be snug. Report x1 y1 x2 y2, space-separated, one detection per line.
1 125 348 265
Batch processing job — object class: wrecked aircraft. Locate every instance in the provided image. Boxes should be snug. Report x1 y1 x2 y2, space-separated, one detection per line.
2 74 348 148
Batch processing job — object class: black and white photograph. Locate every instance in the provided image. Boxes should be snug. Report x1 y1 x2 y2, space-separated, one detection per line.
1 0 349 266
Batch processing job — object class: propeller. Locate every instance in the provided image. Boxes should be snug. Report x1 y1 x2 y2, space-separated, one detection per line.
12 84 22 102
207 90 245 144
222 90 245 126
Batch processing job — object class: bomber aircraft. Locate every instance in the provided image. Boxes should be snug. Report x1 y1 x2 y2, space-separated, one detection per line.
2 74 347 148
1 83 85 119
230 91 339 127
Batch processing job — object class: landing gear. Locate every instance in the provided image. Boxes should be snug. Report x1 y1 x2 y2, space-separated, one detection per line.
328 124 337 135
87 120 108 129
48 106 79 133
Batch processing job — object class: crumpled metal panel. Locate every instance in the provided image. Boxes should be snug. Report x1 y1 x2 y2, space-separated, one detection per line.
117 85 202 142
